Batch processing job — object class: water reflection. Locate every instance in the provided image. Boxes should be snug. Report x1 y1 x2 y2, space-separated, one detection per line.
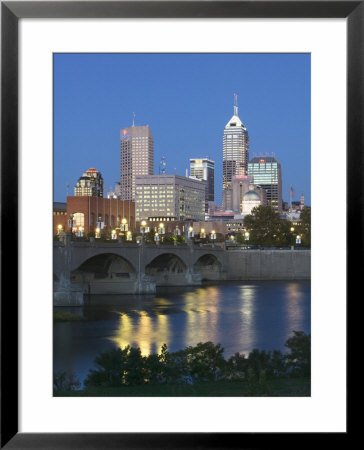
54 281 311 383
183 286 220 348
284 282 308 337
110 309 171 356
237 285 257 354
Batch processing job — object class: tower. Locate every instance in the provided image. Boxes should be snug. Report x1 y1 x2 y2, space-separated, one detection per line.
248 156 283 212
120 123 154 201
74 168 104 197
190 157 215 212
222 94 249 210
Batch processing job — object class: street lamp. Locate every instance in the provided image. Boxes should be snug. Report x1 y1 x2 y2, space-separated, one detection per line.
57 224 63 235
126 230 132 241
140 220 147 235
77 226 84 237
111 229 117 240
290 226 295 249
154 232 160 244
188 226 194 240
244 231 250 241
200 228 206 239
210 230 216 241
296 235 301 245
158 222 165 235
95 227 101 238
121 217 128 230
68 213 74 233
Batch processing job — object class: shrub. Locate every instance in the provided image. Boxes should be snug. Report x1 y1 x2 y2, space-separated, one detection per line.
54 371 80 392
285 331 311 377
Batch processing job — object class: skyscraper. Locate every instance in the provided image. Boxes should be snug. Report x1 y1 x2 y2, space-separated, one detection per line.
248 156 283 212
74 168 104 197
190 158 215 212
223 94 249 210
120 124 154 201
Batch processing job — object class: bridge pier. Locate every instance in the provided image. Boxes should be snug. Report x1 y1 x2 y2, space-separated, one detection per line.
54 232 83 305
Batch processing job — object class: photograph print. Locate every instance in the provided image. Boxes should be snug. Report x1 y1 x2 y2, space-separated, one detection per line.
53 53 311 397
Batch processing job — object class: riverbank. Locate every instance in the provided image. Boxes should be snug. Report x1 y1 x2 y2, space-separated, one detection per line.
54 377 310 397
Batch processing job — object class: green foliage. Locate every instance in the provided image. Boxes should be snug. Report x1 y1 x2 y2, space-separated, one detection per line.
87 231 95 238
54 371 80 391
145 229 156 244
243 206 291 247
82 332 310 390
285 331 311 377
162 235 176 245
225 352 248 380
84 347 128 387
176 234 185 244
248 348 274 377
297 207 311 247
235 232 245 244
100 230 111 240
181 341 226 381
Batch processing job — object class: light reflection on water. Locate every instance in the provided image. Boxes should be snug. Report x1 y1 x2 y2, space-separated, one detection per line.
54 281 310 384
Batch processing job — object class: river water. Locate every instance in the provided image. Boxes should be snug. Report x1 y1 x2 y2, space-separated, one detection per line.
54 280 310 385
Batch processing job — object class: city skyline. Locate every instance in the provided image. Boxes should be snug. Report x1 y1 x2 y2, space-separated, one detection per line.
54 53 311 206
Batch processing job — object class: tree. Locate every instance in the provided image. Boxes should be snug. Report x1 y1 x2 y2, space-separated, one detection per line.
285 331 311 377
297 207 311 247
53 371 80 392
145 229 156 244
84 347 129 387
243 206 291 247
181 341 226 381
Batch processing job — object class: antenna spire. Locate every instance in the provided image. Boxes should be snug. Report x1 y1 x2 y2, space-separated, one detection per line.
233 93 238 116
132 112 136 127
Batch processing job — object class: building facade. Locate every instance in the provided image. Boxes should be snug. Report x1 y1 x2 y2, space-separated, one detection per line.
120 125 154 201
74 168 104 197
135 174 205 222
190 158 215 212
53 202 68 236
248 156 283 212
53 196 135 236
223 94 249 210
241 188 262 215
107 182 122 199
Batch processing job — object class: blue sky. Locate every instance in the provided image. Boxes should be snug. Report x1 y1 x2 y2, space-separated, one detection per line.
54 53 310 206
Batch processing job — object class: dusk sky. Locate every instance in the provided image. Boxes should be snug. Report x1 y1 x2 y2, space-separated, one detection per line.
54 53 311 206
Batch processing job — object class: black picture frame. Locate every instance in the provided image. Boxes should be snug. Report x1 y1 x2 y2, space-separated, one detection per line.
1 1 358 448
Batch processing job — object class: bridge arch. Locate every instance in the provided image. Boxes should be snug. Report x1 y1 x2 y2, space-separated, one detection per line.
193 253 224 281
70 253 137 294
145 253 188 286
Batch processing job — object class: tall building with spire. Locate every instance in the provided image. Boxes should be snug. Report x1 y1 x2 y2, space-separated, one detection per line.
222 94 249 210
120 121 154 201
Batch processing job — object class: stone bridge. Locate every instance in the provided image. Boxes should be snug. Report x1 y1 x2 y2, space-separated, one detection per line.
53 234 227 304
54 234 310 305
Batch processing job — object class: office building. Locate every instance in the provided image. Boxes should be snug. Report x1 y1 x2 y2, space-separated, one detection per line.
120 124 154 201
190 158 215 212
223 94 249 210
248 156 283 212
74 168 104 197
135 174 205 222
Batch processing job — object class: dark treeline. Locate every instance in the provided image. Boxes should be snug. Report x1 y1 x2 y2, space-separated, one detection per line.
54 331 310 392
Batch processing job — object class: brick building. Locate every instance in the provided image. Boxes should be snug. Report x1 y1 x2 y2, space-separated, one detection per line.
53 197 135 236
